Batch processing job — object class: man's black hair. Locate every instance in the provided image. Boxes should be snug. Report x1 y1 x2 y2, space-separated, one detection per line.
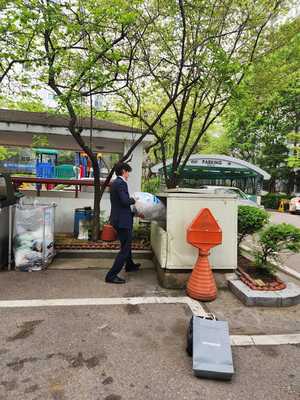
115 162 132 176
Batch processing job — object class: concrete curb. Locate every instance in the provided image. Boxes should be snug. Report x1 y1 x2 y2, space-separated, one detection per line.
229 279 300 307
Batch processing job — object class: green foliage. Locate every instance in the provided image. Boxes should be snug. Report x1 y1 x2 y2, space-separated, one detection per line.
0 98 48 113
254 223 300 271
58 151 75 165
287 132 300 168
200 130 231 156
31 135 49 148
261 193 292 209
238 206 269 247
142 176 161 195
0 0 296 238
132 222 150 242
225 17 300 192
0 146 17 161
99 211 107 230
113 0 290 188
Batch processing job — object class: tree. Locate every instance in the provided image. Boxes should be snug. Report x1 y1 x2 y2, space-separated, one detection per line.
112 0 289 188
32 0 235 238
9 0 147 240
0 1 43 94
3 0 211 240
225 17 300 192
2 0 295 239
288 132 300 168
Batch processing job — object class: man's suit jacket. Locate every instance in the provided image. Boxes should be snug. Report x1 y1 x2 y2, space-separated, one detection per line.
110 176 135 229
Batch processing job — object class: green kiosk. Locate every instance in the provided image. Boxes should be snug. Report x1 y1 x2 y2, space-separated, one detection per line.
152 154 271 203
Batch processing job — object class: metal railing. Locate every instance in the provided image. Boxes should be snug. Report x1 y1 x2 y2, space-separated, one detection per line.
11 176 110 198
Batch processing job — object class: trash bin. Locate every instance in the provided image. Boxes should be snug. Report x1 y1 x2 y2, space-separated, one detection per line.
0 173 23 270
74 207 93 239
14 202 56 271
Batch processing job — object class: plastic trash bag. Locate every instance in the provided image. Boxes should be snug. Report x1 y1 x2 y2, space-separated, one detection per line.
13 201 56 271
132 192 166 221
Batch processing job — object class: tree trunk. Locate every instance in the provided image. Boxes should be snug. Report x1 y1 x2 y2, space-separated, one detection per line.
166 174 179 189
91 158 101 241
269 176 276 193
287 170 295 195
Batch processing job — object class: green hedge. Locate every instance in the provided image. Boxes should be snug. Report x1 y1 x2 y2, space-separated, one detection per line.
261 193 292 210
238 206 269 247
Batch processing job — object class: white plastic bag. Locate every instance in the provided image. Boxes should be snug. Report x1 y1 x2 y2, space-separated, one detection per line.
133 192 166 221
14 202 56 271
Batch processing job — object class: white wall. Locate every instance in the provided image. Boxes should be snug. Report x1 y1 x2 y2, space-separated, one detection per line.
123 141 143 195
21 190 111 233
18 140 146 233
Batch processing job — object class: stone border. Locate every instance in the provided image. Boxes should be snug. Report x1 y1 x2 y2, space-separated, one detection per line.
229 279 300 307
56 249 153 260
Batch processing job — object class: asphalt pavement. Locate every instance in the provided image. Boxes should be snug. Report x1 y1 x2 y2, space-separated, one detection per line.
0 266 299 400
268 211 300 228
0 303 299 400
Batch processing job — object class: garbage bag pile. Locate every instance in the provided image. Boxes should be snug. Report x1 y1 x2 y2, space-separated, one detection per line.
133 192 166 221
14 203 55 271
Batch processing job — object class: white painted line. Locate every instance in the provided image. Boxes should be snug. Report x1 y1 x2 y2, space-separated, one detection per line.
230 335 255 346
0 296 207 315
251 333 300 346
0 296 299 346
231 334 300 346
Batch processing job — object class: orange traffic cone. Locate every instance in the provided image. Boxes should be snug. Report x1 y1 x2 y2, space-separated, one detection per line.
186 208 222 302
186 249 217 301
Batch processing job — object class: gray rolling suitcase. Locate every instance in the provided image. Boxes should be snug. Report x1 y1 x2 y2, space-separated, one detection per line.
189 315 234 380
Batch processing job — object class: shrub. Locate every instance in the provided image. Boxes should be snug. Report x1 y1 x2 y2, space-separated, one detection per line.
142 176 161 195
238 206 269 247
133 222 150 241
254 223 300 272
261 193 292 210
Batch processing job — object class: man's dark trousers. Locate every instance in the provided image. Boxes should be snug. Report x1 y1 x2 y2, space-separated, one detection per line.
106 227 135 280
106 176 136 280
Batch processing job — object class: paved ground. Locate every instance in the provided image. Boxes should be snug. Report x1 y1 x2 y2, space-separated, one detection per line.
0 267 179 301
0 265 299 336
0 303 299 400
0 262 299 400
269 211 300 228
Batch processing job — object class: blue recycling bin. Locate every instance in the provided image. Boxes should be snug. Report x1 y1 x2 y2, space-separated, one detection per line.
74 207 93 238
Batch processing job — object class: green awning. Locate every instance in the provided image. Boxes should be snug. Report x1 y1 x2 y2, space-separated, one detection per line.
34 148 60 155
160 165 258 180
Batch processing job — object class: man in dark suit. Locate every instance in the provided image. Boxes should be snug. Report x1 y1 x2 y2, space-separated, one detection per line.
105 162 140 284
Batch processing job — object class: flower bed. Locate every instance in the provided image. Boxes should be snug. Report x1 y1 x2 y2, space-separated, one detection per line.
55 233 151 251
238 255 286 291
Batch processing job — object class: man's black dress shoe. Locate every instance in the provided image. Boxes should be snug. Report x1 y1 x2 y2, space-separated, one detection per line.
125 263 141 272
105 276 126 284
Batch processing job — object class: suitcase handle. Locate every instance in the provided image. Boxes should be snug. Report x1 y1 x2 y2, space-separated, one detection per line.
199 313 217 321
